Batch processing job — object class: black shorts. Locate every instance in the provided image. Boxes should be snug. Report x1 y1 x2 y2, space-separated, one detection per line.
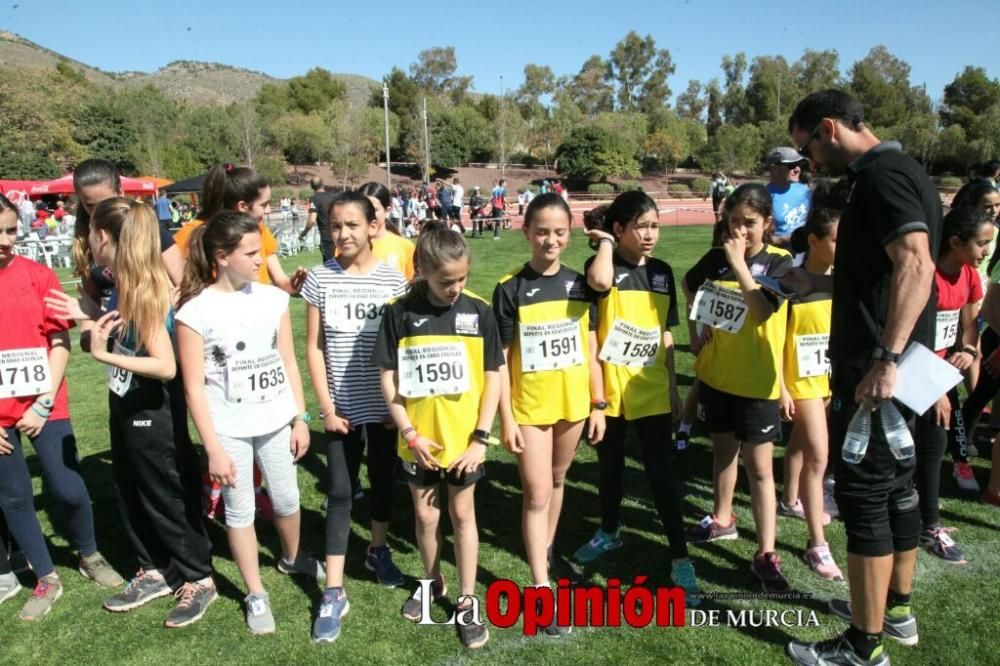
829 363 920 558
397 458 484 488
491 206 505 219
698 382 780 444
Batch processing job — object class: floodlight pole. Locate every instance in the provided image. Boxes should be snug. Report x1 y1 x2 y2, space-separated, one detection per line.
383 82 392 191
500 75 506 182
423 97 430 184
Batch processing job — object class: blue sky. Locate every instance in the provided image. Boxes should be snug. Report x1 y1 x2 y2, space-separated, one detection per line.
3 0 997 103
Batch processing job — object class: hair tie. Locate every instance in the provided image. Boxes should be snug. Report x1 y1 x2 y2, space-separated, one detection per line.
224 163 234 173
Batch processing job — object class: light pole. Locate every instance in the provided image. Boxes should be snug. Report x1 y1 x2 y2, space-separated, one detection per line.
423 97 430 185
383 81 392 191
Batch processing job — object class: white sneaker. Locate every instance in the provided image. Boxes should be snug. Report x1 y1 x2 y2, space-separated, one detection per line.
0 572 22 605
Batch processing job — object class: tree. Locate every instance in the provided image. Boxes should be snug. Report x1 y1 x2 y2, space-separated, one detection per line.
410 46 472 103
705 79 724 137
675 80 706 120
941 66 1000 128
74 100 136 170
721 52 751 125
794 49 842 94
593 112 648 162
268 112 332 166
556 126 639 181
606 32 675 113
849 46 921 129
516 64 555 126
745 56 798 124
256 68 345 120
0 151 61 179
430 103 493 167
180 106 240 171
571 56 614 117
698 123 764 172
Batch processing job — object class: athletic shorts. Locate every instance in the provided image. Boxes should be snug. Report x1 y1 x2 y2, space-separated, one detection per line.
699 381 781 444
398 458 484 488
828 362 921 557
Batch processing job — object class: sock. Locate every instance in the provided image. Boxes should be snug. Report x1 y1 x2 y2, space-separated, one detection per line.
845 624 883 660
886 589 912 616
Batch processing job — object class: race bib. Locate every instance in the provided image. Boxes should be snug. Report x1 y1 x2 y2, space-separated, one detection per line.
519 319 584 372
934 309 960 351
107 342 135 398
795 334 831 378
398 343 470 398
226 351 287 403
599 319 660 367
324 284 395 333
690 282 748 333
0 347 51 398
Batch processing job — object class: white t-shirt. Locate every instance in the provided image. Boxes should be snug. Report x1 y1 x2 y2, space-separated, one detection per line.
451 184 465 208
300 260 408 424
176 283 297 438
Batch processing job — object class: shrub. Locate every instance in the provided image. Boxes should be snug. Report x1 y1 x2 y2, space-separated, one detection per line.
668 182 691 196
691 177 712 193
617 180 641 192
939 176 963 188
587 183 616 195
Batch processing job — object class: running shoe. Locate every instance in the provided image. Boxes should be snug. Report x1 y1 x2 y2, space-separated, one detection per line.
687 514 738 543
163 577 217 628
245 591 275 635
675 429 691 454
79 551 124 588
365 545 404 588
313 587 350 643
802 543 844 581
18 575 63 621
278 550 326 580
778 498 832 525
787 633 889 666
456 597 489 649
103 568 171 612
401 574 446 622
828 598 918 646
952 462 980 493
983 487 1000 507
0 572 22 606
671 559 701 607
573 528 623 564
751 552 789 593
919 526 967 564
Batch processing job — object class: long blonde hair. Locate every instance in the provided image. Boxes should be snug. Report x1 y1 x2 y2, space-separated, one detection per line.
91 198 172 352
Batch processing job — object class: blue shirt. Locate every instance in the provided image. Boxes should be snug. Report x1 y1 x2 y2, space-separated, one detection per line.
155 196 172 221
439 187 453 209
767 183 811 237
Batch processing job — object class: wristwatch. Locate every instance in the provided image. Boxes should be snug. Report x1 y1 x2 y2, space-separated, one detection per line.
35 396 54 411
872 345 901 364
591 400 608 411
472 428 492 445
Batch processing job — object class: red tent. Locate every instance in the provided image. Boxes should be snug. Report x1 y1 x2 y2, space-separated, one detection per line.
29 175 157 197
0 180 43 204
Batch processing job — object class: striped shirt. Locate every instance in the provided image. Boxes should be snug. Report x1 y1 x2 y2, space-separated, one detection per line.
301 260 409 424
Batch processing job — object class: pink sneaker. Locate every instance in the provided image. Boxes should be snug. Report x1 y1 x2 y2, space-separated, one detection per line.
803 543 843 581
952 462 980 493
778 498 831 525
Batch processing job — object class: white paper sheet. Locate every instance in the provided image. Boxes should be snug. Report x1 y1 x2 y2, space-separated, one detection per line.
893 342 963 415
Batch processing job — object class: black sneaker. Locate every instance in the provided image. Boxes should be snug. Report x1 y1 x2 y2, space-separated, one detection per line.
548 546 584 584
103 569 171 612
456 597 489 649
163 578 217 628
828 598 918 646
401 574 446 622
787 633 888 665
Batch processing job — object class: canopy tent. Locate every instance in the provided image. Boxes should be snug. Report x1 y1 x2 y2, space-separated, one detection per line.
0 180 43 204
137 176 175 189
161 173 207 195
29 175 157 197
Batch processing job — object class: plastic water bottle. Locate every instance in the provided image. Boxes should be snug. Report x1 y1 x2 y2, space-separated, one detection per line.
842 407 871 464
880 401 915 461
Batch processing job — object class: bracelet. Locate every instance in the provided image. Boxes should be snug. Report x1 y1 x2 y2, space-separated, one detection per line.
292 412 311 424
963 345 979 359
31 405 51 419
401 426 416 440
598 237 617 249
406 432 420 449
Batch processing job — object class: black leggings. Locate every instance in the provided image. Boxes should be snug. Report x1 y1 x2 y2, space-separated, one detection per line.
959 326 1000 459
915 388 962 528
0 512 10 575
598 414 688 560
326 424 397 556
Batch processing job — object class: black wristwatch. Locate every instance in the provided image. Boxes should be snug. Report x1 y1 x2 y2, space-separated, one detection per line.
591 400 608 411
472 428 492 445
872 345 901 364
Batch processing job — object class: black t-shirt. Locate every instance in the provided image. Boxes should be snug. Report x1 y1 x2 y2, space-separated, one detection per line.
310 191 337 243
830 142 942 365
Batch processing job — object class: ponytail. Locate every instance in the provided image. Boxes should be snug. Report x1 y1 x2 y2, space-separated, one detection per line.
199 163 268 220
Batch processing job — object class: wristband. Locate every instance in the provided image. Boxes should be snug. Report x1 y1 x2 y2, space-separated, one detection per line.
406 432 420 449
591 400 608 410
31 405 51 419
292 412 311 424
401 426 416 441
963 345 979 359
598 237 617 249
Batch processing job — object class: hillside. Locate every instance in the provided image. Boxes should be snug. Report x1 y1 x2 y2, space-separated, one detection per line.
0 30 378 107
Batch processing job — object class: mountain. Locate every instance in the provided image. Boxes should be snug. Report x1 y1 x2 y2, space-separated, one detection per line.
0 30 378 107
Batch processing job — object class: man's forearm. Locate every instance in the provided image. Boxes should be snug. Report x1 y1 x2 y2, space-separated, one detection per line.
881 244 934 353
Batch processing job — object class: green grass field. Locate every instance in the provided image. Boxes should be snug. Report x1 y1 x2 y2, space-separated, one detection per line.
2 227 997 665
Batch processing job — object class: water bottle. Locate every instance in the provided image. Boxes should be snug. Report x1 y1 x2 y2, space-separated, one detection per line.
880 401 915 461
842 407 871 464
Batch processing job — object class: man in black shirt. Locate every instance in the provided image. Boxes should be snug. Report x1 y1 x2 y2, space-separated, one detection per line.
784 90 939 666
304 177 337 262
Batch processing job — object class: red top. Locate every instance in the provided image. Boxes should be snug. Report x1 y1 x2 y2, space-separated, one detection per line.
0 256 75 427
933 263 982 356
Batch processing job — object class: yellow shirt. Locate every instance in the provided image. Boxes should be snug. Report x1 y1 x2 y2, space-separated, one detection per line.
174 219 278 285
783 294 832 401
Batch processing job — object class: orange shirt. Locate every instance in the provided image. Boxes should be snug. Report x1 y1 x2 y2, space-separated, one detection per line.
174 219 278 284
